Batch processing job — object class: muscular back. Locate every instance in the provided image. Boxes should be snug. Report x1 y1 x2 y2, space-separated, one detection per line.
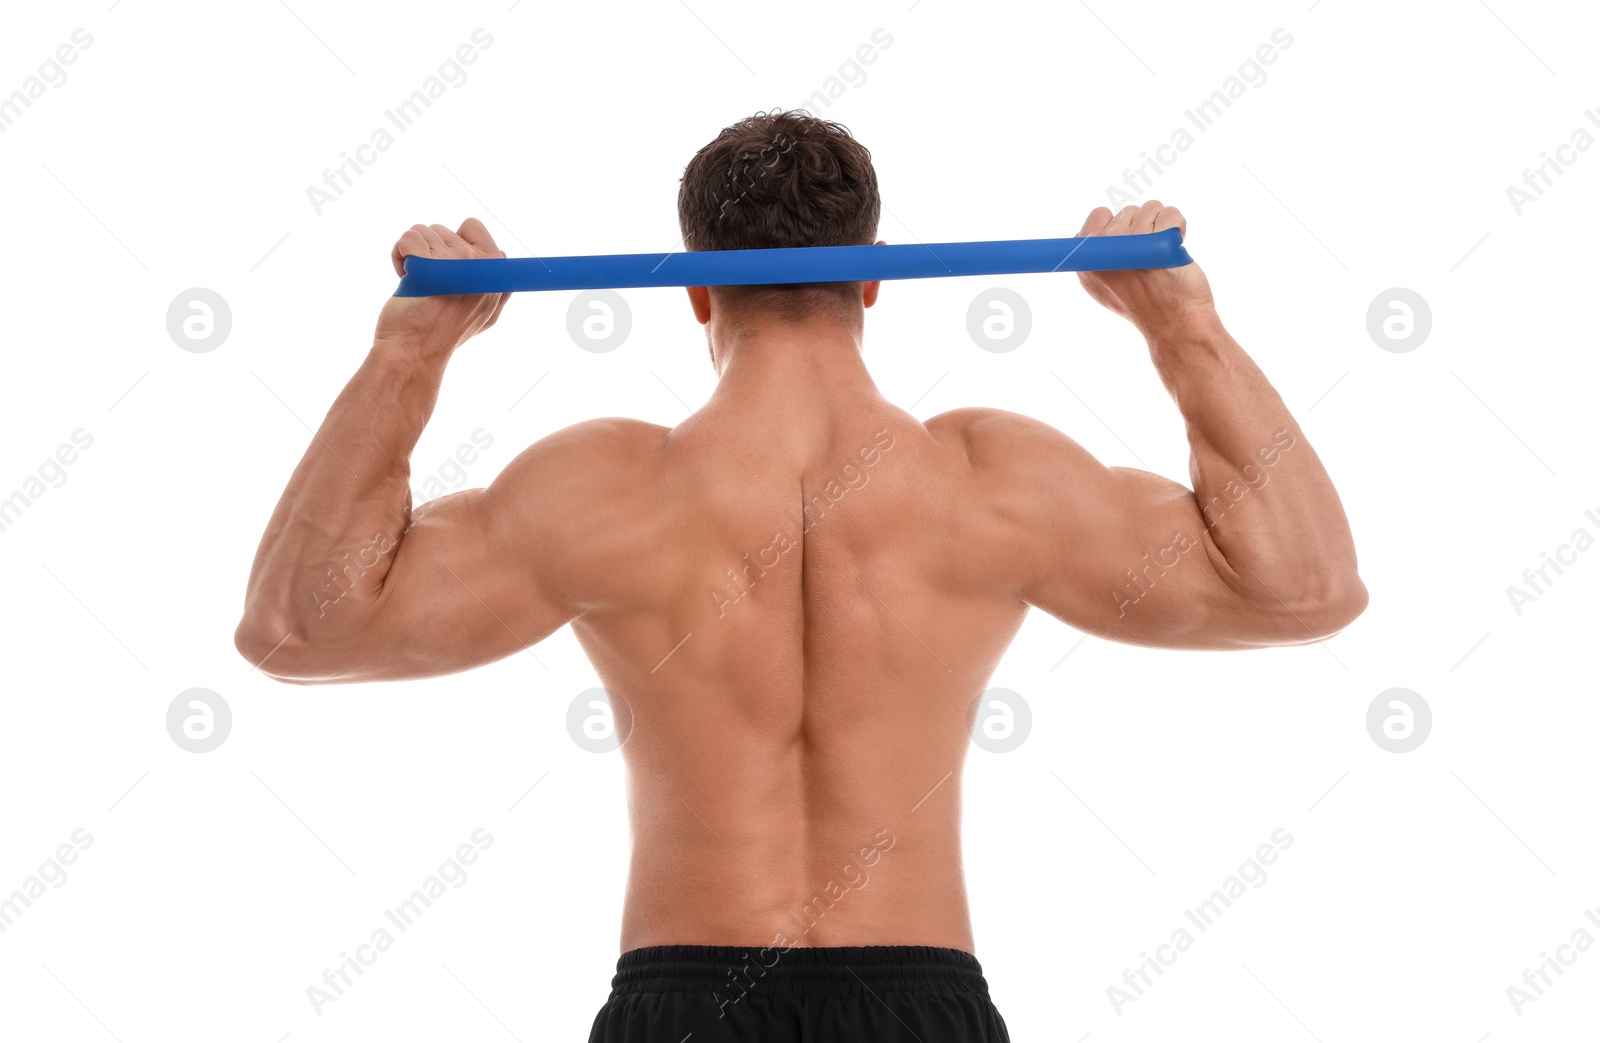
236 207 1366 957
561 393 1030 952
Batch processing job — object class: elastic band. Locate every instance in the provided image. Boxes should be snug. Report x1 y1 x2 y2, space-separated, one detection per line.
606 944 992 1000
393 228 1190 297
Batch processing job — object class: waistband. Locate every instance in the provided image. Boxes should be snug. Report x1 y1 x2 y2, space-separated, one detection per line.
608 944 992 1000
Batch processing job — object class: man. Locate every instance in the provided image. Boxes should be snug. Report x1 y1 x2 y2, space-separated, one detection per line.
235 110 1366 1041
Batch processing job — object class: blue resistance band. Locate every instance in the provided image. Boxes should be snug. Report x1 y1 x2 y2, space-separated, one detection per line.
393 228 1190 297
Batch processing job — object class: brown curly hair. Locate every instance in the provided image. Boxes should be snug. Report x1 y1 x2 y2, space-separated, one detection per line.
677 109 881 323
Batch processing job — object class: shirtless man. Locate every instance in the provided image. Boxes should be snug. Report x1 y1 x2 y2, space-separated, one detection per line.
234 110 1366 1041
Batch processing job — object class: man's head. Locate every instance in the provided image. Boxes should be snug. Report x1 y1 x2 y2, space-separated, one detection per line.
678 110 881 337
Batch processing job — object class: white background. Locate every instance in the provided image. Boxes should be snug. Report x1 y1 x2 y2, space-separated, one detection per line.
1 0 1596 1040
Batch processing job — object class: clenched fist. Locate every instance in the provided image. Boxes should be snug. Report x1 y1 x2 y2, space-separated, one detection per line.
1076 202 1217 341
375 217 510 356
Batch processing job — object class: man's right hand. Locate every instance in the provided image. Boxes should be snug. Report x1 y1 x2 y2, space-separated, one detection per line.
1076 201 1217 341
374 217 509 358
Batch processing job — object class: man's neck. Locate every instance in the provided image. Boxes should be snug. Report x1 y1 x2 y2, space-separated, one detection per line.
709 314 879 409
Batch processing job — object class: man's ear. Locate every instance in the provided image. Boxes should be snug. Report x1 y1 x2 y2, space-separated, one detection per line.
863 239 887 308
687 285 711 325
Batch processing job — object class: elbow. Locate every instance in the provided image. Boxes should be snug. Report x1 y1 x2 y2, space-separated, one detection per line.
234 612 378 685
1293 575 1369 641
233 616 318 684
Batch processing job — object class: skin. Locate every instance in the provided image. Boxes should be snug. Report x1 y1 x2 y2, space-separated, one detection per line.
235 202 1367 954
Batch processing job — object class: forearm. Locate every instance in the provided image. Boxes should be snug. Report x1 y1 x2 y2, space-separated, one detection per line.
236 338 448 663
1149 313 1365 623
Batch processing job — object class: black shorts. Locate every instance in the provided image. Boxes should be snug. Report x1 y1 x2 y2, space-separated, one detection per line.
586 943 1011 1042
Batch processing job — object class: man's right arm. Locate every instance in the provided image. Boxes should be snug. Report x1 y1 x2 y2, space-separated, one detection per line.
957 201 1367 650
